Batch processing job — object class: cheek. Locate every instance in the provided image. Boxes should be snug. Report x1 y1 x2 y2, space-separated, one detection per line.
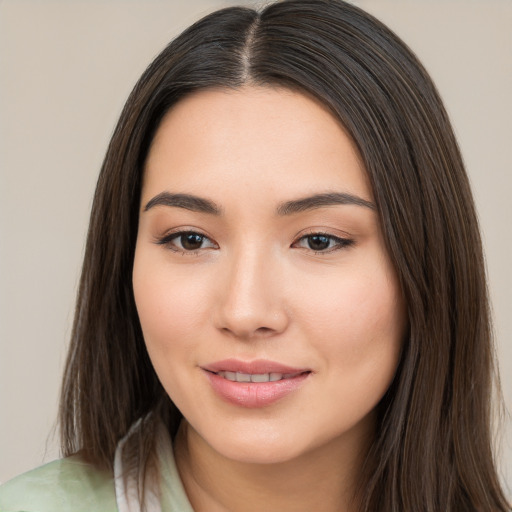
132 251 209 359
295 257 405 378
132 252 217 413
295 261 405 438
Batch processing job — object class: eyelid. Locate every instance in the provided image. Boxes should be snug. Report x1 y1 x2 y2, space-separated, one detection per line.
154 228 218 254
291 229 355 253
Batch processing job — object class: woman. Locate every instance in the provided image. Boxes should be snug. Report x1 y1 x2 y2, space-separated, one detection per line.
0 0 509 510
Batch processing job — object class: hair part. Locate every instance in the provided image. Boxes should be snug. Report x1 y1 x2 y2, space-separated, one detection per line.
59 1 509 510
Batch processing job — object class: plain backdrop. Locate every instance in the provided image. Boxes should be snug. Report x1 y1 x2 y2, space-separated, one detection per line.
0 0 510 497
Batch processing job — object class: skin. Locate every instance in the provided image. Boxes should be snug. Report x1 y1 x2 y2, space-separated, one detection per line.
133 86 406 512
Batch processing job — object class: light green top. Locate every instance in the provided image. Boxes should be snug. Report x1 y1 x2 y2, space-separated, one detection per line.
0 456 118 512
0 421 195 512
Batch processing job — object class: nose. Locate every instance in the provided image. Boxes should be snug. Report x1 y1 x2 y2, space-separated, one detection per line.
214 247 289 340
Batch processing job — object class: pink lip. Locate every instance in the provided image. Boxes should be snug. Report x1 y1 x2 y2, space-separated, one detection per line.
201 359 311 408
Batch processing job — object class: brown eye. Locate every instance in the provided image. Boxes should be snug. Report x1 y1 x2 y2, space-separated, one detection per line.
157 230 217 253
180 233 205 251
307 235 331 251
293 233 354 253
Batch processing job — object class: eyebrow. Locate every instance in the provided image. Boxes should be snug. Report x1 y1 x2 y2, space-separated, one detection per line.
144 192 222 215
143 190 375 216
276 192 375 215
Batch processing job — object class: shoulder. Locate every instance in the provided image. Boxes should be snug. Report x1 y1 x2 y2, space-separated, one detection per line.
0 456 117 512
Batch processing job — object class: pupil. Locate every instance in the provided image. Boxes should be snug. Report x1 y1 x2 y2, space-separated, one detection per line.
181 233 203 250
308 235 330 251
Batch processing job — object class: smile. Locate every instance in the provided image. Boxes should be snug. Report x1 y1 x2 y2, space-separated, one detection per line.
202 360 312 408
214 371 305 383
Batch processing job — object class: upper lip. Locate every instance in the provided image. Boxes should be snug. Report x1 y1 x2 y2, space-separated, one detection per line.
202 359 310 375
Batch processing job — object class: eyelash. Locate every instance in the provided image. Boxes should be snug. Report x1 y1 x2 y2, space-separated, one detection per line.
292 231 355 253
155 230 355 255
155 230 218 256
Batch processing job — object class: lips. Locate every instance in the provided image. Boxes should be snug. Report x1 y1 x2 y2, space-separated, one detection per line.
202 358 309 375
201 359 311 408
215 371 302 383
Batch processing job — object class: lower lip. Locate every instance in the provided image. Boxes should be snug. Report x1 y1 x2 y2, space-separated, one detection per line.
204 371 310 408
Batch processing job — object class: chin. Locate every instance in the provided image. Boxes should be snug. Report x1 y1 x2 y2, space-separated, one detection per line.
196 421 310 465
216 440 306 465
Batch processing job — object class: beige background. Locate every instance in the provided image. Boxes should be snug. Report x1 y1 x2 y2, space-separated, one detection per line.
0 0 510 496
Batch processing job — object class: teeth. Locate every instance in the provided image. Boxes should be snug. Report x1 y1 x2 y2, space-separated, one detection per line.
251 373 270 383
217 371 286 382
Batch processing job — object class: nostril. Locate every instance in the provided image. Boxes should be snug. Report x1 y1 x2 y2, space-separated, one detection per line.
221 325 277 339
255 326 274 335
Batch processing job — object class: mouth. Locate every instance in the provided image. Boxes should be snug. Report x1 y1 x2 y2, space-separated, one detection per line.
201 359 312 408
207 370 309 383
202 358 310 376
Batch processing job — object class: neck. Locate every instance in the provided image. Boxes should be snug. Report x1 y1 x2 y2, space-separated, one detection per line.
173 419 373 512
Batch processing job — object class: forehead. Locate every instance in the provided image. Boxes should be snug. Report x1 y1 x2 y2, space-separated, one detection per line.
142 86 372 206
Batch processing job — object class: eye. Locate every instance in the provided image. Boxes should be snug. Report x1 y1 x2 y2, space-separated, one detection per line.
157 231 217 253
293 233 354 253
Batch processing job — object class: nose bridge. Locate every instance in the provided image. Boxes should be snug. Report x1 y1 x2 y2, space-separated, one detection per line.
216 242 288 338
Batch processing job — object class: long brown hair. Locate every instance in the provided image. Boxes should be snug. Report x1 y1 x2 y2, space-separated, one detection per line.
59 1 509 509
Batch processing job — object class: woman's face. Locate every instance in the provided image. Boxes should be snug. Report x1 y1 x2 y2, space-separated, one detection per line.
133 86 406 464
